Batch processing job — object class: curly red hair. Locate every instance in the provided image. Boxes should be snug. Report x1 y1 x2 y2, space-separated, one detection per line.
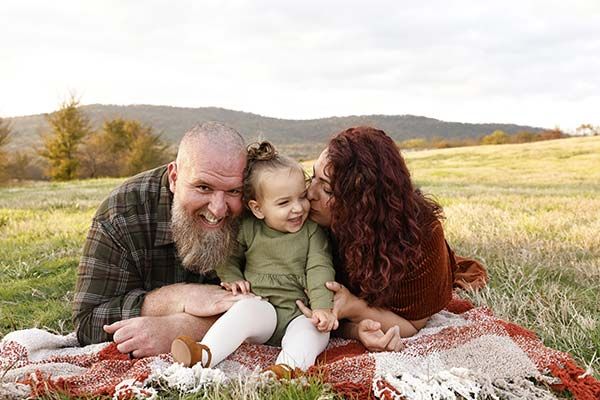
327 126 443 307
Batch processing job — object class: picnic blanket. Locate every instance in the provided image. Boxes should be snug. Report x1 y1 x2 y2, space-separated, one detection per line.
1 296 598 399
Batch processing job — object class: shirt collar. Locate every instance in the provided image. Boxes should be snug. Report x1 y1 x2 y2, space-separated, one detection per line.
154 167 174 247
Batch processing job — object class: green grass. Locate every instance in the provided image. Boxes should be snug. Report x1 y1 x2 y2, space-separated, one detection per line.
2 136 599 398
406 136 600 380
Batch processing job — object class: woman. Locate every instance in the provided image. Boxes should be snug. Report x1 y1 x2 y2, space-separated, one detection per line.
298 126 487 352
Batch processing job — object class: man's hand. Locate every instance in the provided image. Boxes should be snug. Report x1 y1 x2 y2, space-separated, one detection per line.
103 313 215 357
178 284 258 317
356 319 404 352
311 308 339 332
220 280 251 295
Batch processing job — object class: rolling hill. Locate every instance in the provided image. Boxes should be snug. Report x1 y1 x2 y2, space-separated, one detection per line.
6 104 546 153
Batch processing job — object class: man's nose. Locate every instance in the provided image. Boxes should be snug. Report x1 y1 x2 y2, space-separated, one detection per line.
208 191 227 218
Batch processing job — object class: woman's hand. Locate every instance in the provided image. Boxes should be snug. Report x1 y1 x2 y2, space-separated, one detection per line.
296 281 365 321
325 281 364 321
357 319 404 352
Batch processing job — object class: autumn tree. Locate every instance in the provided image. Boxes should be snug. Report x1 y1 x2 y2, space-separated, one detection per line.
0 117 13 182
536 127 567 141
124 128 172 176
576 124 600 136
512 131 536 143
399 138 428 149
481 130 510 145
7 150 44 181
39 96 92 180
79 118 172 178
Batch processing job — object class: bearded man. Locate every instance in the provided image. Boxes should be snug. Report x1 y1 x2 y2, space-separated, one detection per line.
73 122 255 357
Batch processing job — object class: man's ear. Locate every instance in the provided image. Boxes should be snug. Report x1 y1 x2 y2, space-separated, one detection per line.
167 161 177 193
248 200 264 219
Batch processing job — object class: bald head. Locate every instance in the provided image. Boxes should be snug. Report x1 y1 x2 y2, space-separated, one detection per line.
177 122 245 167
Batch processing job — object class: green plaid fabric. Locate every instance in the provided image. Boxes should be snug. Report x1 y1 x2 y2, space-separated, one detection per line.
72 165 217 345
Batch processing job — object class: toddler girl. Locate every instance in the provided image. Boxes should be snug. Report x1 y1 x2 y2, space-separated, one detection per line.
171 141 337 372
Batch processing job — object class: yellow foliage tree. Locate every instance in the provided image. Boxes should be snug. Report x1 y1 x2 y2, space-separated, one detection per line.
0 117 12 182
39 96 92 180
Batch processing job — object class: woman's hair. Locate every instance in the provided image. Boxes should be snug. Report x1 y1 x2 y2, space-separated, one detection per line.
244 141 304 203
327 126 443 306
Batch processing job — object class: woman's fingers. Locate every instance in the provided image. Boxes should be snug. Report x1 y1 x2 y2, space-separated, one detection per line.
359 318 381 332
384 326 401 351
325 281 343 292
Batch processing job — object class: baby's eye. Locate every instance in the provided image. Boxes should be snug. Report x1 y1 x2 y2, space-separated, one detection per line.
277 200 289 206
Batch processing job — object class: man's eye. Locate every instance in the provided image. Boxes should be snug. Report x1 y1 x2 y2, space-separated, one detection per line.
228 189 243 196
197 185 211 192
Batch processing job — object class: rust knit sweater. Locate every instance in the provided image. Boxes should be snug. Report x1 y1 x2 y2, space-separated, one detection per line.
337 219 486 321
384 219 454 320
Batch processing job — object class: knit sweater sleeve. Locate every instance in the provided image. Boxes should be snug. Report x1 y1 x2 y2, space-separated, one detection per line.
215 219 248 283
305 221 335 310
387 219 454 320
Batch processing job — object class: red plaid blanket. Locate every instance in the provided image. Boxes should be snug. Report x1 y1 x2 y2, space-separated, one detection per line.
1 297 598 399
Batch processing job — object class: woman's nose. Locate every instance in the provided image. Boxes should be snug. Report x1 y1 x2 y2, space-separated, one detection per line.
307 179 318 200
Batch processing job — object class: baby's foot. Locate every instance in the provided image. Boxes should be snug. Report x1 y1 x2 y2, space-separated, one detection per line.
171 335 212 367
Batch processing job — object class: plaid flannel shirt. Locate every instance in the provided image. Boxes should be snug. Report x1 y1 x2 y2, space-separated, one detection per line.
72 166 217 345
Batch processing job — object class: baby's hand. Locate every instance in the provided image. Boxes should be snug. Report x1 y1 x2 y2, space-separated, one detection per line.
311 308 339 332
221 280 251 295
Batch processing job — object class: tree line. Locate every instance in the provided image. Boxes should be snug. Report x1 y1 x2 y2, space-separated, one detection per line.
0 96 174 182
1 99 599 183
398 125 598 150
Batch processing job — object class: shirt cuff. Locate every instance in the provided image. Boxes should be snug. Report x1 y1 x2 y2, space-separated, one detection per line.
122 288 147 319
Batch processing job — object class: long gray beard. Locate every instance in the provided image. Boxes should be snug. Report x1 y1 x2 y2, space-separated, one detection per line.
170 200 239 275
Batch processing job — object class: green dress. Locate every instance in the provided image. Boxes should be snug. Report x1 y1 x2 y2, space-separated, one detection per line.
216 217 335 346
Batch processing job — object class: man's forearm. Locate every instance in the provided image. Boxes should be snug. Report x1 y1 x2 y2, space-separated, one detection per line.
169 312 220 342
140 282 190 316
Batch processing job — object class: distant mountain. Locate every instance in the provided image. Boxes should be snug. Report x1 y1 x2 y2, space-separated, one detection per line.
6 104 546 152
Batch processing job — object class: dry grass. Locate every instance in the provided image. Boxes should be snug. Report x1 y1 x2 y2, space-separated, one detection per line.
1 136 599 399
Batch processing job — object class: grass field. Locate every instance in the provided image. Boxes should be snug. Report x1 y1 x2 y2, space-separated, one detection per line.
1 136 599 397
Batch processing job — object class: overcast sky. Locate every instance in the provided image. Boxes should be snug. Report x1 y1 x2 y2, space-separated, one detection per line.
2 0 599 131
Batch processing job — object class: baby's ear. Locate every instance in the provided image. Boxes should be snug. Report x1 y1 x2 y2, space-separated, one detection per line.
248 200 264 219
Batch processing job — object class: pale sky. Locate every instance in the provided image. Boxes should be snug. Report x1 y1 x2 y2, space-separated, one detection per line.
2 0 599 131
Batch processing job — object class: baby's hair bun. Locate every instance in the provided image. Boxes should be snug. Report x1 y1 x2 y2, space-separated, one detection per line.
247 141 277 161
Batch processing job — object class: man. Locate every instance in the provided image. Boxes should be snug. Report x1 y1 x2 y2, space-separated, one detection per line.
73 122 254 357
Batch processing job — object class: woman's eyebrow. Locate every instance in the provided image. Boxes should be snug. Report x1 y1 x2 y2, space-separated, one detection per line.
313 165 330 184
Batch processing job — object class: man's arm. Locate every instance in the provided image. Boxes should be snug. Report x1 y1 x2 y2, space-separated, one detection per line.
103 312 218 357
73 216 148 345
73 215 249 344
140 282 255 317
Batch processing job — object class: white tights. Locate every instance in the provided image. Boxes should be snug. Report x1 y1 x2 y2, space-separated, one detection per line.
200 298 330 370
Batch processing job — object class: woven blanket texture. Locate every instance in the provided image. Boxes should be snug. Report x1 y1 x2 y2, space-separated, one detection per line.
1 297 598 399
